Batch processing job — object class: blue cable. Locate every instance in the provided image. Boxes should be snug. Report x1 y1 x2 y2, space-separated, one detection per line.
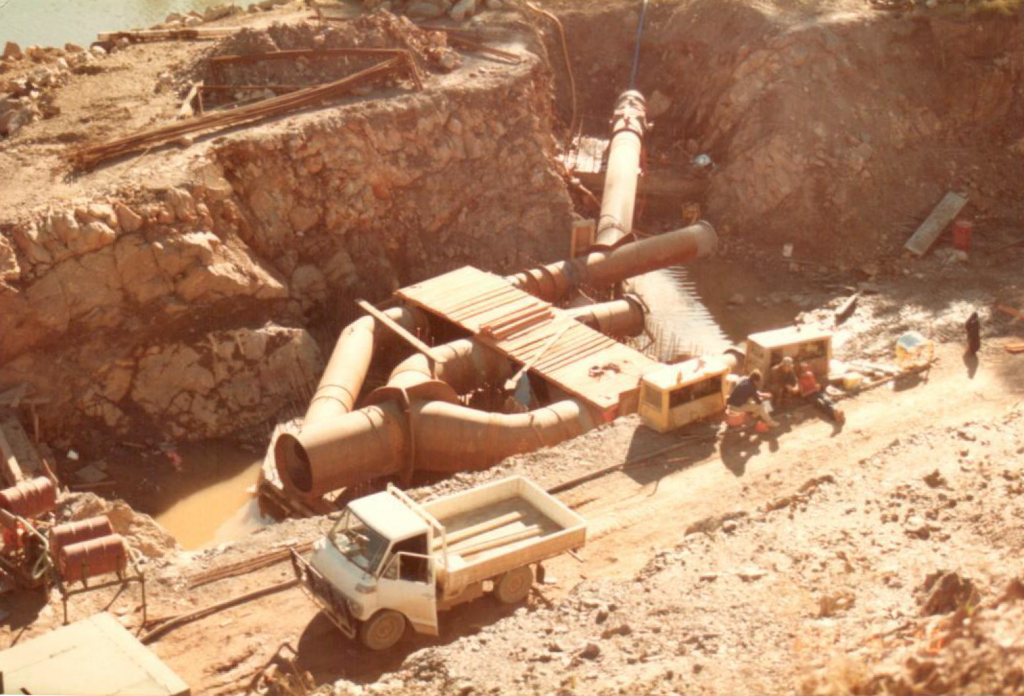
628 0 649 90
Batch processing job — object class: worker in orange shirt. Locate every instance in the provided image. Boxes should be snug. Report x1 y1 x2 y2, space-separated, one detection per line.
797 362 845 425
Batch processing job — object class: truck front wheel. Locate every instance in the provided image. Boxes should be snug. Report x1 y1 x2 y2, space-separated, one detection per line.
493 566 533 604
359 610 407 651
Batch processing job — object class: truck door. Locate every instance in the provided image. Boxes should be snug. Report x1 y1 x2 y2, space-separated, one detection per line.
378 534 439 636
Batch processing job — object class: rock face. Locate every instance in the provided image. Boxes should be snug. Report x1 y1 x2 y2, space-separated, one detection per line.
0 42 570 442
554 2 1024 258
126 325 322 439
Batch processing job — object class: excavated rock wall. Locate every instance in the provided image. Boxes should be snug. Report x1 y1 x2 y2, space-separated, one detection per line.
548 2 1024 259
0 46 571 445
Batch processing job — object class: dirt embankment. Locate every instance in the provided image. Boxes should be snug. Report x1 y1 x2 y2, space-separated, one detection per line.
0 10 571 447
542 0 1024 261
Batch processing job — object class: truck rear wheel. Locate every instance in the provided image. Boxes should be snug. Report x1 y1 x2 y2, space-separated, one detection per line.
493 566 533 604
359 610 406 651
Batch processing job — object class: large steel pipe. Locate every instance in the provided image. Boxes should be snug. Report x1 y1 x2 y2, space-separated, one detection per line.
585 221 718 287
374 338 512 405
305 306 428 424
594 90 648 249
508 222 718 303
275 401 407 497
565 295 647 337
410 399 598 472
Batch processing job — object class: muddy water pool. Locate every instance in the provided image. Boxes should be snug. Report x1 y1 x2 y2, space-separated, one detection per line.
149 441 270 550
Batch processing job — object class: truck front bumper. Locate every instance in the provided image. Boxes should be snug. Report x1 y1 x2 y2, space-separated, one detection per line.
290 547 357 639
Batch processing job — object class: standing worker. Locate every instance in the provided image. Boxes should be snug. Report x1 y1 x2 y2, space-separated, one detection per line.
727 370 779 428
797 363 845 425
965 311 981 357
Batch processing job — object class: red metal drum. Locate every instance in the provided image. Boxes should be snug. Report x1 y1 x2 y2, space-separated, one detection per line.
49 516 114 558
59 534 127 583
952 220 973 251
0 477 57 518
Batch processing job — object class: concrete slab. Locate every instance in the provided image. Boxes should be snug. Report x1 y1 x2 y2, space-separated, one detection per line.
0 612 189 696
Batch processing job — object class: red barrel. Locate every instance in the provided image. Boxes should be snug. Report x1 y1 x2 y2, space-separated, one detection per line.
0 477 57 518
952 220 973 251
49 516 114 558
59 534 127 583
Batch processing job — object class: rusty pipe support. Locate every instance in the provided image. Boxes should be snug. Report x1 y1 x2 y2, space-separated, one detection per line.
507 221 717 303
305 305 428 424
594 90 648 249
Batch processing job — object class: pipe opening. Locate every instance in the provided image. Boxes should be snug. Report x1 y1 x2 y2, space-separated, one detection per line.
275 433 313 494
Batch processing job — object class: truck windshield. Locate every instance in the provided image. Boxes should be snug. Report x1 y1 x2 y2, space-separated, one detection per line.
328 510 390 575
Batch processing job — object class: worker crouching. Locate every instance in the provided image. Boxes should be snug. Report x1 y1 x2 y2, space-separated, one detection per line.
798 362 845 425
726 370 779 430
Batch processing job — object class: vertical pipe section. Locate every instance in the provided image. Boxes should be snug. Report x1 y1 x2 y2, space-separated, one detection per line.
593 90 648 250
305 306 427 424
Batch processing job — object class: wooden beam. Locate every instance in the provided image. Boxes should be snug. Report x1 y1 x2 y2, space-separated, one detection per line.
178 81 202 119
904 191 968 256
0 421 23 486
996 304 1024 322
355 299 446 364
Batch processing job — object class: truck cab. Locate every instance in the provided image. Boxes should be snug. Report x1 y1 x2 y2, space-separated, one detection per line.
639 357 731 433
294 491 439 649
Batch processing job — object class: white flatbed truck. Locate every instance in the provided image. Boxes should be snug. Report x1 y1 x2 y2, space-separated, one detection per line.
291 476 586 650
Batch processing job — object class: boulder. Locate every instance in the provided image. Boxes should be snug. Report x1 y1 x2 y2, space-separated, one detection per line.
406 1 447 19
290 264 327 308
0 234 21 284
449 0 477 22
2 42 23 61
127 325 322 439
0 97 37 137
114 202 144 233
203 3 234 21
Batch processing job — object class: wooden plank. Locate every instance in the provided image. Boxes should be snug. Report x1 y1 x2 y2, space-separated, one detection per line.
98 27 237 42
451 294 529 323
444 286 517 316
0 420 24 486
434 512 525 549
356 299 446 364
178 81 202 120
504 321 575 390
904 191 969 256
996 304 1024 322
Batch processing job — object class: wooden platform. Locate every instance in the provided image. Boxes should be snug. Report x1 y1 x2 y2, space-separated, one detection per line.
397 266 659 417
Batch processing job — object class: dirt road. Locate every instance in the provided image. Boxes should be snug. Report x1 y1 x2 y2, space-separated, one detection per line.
136 341 1021 693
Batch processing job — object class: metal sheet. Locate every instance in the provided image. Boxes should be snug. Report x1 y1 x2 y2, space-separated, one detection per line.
397 267 659 415
0 612 190 696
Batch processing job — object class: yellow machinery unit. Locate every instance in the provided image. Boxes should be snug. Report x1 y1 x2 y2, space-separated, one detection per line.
744 326 833 384
639 357 731 433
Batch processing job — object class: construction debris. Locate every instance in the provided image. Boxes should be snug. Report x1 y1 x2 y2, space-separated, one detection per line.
71 55 419 170
904 190 969 257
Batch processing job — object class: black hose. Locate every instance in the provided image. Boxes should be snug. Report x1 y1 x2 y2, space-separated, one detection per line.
628 0 649 90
